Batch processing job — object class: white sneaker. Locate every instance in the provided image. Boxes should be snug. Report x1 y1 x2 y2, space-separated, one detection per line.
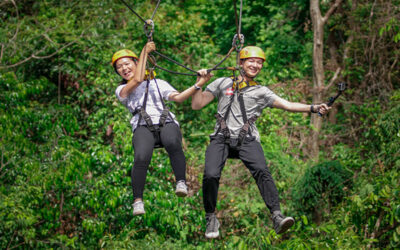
175 180 188 197
132 201 145 216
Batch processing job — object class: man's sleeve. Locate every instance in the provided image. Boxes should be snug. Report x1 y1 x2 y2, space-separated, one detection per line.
205 78 223 98
261 86 278 108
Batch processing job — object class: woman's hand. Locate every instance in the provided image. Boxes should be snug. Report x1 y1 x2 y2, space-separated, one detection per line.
145 41 156 54
196 69 213 86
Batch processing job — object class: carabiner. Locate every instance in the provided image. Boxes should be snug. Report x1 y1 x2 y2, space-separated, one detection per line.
232 34 245 51
144 19 155 41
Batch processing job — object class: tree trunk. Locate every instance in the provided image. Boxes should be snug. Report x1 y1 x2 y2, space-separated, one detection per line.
309 0 342 160
310 0 325 160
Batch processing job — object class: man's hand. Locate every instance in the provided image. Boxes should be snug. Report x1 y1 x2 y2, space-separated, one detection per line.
316 103 331 115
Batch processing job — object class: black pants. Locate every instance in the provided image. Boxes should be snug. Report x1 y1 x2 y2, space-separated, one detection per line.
131 123 186 200
203 135 281 214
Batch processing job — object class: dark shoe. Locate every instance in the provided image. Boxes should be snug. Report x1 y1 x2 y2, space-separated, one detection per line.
272 211 294 234
205 213 220 238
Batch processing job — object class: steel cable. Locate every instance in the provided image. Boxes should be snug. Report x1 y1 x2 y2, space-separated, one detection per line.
151 0 162 20
118 0 147 24
119 0 245 77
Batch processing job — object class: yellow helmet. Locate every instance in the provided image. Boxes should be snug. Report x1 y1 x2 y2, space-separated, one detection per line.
111 49 138 66
239 46 266 61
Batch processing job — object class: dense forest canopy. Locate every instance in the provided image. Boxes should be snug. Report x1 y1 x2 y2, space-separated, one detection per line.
0 0 399 248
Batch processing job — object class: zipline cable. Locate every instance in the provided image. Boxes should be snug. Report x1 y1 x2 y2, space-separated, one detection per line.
233 0 243 39
232 0 245 84
204 0 244 74
118 0 246 76
151 0 162 20
118 0 147 24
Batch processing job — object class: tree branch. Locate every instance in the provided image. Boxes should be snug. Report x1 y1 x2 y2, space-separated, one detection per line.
326 66 342 90
322 0 343 23
0 47 46 69
32 40 76 59
367 209 384 249
9 0 20 43
1 44 4 63
0 40 76 69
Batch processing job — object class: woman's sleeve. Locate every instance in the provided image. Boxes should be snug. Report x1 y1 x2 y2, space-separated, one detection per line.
158 79 178 101
115 84 128 106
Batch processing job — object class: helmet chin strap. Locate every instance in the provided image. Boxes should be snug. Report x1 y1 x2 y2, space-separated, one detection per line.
238 66 255 83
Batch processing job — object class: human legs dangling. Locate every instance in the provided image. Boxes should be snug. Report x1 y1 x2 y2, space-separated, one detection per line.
238 138 294 234
132 126 155 201
160 123 186 182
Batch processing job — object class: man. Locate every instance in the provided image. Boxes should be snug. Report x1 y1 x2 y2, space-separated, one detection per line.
191 46 330 238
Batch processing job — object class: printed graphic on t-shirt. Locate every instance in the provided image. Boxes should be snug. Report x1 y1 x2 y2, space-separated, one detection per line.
225 87 234 96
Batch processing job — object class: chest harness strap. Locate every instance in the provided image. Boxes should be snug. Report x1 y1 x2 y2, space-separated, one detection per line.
131 76 173 147
215 79 259 146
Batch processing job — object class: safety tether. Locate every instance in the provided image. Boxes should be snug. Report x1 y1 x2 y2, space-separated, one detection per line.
118 0 245 77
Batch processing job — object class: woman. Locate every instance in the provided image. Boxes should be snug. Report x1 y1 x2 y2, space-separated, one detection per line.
113 42 202 215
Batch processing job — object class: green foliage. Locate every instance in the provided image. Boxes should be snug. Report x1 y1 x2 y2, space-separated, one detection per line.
292 161 352 218
1 0 399 249
361 92 400 167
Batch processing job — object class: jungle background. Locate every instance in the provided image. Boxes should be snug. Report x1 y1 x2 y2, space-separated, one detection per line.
1 0 399 249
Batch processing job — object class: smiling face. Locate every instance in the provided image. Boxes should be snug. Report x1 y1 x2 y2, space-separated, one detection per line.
240 57 264 79
115 57 137 81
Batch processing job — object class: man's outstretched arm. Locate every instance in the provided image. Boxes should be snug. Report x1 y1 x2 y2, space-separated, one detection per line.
272 96 330 114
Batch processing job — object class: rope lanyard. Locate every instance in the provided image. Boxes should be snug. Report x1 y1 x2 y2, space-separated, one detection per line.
118 0 245 77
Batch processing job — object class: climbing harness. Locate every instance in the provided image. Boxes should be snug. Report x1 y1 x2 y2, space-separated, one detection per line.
131 69 173 148
214 77 259 149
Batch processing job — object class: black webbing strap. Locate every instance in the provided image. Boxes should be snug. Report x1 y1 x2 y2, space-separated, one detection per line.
215 113 230 139
237 90 252 144
238 92 247 124
139 80 156 132
238 115 258 143
215 78 258 145
215 78 235 138
136 80 149 126
134 77 172 131
153 78 173 126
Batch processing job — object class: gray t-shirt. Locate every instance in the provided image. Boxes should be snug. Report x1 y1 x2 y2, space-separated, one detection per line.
205 77 277 141
115 78 179 132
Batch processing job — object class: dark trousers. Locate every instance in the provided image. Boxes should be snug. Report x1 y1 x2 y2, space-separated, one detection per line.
203 135 281 214
131 123 186 200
